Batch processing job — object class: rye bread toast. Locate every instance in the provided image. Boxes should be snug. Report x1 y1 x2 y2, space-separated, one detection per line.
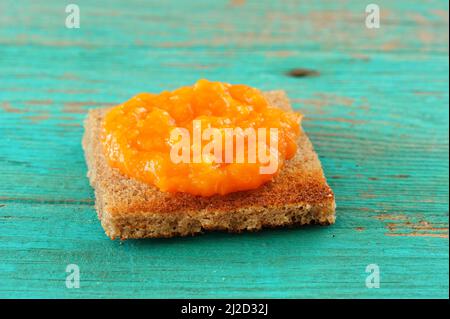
82 91 335 239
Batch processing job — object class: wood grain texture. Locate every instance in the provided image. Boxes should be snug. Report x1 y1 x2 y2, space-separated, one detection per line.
0 0 448 298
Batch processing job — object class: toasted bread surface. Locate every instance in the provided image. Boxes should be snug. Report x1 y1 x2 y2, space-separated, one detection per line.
82 91 335 239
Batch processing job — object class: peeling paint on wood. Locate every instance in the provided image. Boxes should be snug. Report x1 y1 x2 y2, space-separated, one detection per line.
0 0 448 299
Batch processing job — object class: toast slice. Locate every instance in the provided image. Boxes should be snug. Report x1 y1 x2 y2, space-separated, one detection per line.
82 91 335 239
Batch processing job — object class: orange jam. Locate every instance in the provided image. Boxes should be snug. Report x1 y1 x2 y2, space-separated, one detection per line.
101 79 301 196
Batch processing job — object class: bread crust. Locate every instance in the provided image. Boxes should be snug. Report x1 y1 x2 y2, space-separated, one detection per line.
82 91 335 239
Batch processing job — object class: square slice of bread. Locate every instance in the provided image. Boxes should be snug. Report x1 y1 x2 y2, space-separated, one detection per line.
82 91 335 239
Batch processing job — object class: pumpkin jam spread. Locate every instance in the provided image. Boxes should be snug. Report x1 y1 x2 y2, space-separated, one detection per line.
101 79 301 196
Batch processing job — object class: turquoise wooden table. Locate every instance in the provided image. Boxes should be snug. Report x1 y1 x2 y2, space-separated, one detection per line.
0 0 448 298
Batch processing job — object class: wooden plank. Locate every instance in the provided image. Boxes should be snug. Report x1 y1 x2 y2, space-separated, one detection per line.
0 0 448 298
0 202 447 298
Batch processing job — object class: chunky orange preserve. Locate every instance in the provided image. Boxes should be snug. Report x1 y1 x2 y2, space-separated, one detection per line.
101 79 301 196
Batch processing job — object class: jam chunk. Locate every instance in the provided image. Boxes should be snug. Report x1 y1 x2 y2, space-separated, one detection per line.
101 79 301 196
